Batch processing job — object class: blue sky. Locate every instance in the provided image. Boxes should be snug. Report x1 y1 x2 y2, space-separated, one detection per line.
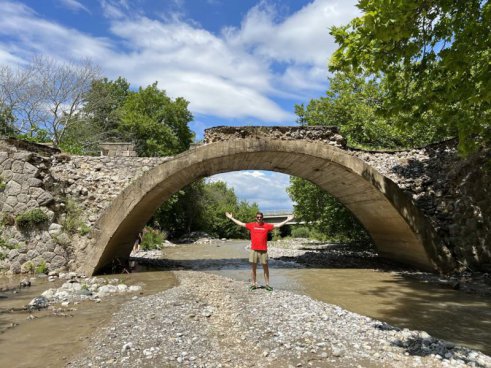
0 0 360 211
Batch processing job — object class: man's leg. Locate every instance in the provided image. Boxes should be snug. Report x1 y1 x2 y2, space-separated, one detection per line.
263 262 270 286
251 262 258 286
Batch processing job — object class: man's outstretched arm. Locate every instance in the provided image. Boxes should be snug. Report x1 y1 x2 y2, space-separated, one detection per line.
225 212 246 227
273 214 294 228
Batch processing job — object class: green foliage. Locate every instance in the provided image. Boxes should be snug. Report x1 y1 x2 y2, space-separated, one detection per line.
290 226 311 238
84 77 130 141
119 82 194 156
140 227 165 250
21 261 35 273
296 71 442 149
329 0 491 153
0 235 17 250
15 209 49 229
287 177 370 242
152 180 258 239
78 223 91 236
0 251 6 261
35 259 48 274
62 199 86 234
0 104 16 136
0 176 6 191
59 77 132 155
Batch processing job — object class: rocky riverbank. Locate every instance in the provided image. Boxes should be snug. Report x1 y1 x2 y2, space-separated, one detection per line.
67 270 490 368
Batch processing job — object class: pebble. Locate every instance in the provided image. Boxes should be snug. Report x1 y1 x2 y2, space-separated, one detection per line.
66 271 491 368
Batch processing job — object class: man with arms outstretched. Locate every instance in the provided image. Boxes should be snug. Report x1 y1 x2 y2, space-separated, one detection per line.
225 211 294 291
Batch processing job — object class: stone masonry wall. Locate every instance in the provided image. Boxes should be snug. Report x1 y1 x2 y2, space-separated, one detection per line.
0 139 168 274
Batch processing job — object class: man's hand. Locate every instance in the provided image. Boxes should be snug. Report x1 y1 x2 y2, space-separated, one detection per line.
286 214 295 222
225 212 233 219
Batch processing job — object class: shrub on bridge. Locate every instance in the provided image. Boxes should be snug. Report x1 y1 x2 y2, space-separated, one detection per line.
15 209 49 230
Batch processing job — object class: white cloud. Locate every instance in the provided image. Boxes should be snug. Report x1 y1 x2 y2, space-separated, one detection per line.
208 171 293 211
58 0 90 14
0 0 360 121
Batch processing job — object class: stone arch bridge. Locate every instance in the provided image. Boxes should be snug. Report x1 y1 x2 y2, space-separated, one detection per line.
1 126 489 275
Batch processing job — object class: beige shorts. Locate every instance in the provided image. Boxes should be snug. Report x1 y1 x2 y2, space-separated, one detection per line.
249 249 268 264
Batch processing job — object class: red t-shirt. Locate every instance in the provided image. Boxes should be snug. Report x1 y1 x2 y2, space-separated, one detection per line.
246 222 274 251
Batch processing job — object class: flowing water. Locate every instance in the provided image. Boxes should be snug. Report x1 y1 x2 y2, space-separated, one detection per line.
159 241 491 355
0 240 490 368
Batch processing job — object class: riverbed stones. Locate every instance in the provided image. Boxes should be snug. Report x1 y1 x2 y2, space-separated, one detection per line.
66 271 491 368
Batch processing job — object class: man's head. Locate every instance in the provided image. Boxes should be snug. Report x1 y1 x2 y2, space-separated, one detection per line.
255 212 264 224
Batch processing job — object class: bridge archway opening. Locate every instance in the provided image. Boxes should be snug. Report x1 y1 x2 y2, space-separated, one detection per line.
83 139 444 275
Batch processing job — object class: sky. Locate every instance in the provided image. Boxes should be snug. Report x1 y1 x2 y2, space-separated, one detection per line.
0 0 360 211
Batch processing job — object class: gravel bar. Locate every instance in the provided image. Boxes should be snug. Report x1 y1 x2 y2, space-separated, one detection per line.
67 271 491 368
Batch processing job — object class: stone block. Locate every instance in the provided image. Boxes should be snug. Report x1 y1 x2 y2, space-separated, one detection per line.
10 261 21 273
1 169 13 180
8 249 19 260
0 152 8 164
29 187 44 199
5 180 21 196
26 200 39 209
0 202 14 213
23 162 39 175
14 202 28 213
11 160 24 173
37 191 54 206
28 178 43 187
50 255 67 269
1 158 13 170
42 251 56 261
6 195 18 207
17 193 29 204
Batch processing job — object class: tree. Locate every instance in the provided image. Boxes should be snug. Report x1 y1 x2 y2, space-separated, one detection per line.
329 0 491 153
287 177 369 242
83 77 130 141
0 56 100 146
296 71 442 149
152 180 258 239
60 77 131 155
119 82 194 156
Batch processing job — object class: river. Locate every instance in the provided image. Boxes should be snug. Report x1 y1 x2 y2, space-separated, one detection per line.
0 240 490 367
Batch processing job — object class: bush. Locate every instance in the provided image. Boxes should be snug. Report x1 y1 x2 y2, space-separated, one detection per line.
15 209 49 229
63 199 82 234
35 259 48 274
0 177 6 191
291 226 311 238
78 223 91 236
140 228 165 250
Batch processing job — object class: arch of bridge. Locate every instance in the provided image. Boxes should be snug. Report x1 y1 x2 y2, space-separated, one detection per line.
83 138 445 275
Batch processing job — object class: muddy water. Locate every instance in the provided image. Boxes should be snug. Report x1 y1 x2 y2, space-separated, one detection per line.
0 272 176 368
161 241 491 355
1 240 490 368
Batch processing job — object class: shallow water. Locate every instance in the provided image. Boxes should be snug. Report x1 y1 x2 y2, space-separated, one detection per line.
0 240 490 368
0 272 176 368
161 241 491 355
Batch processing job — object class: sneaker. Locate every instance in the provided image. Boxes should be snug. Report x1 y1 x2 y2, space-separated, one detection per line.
264 285 273 291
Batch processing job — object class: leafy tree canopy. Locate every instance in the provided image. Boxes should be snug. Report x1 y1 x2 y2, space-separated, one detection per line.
119 82 194 156
152 180 258 239
287 177 370 242
329 0 490 153
296 71 443 149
